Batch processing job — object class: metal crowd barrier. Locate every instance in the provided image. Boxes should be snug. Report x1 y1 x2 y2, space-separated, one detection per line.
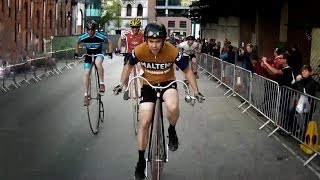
233 66 252 111
220 61 235 96
197 53 320 166
270 86 320 165
0 48 84 93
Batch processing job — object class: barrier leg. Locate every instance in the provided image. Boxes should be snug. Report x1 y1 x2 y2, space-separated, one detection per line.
238 101 247 108
242 104 252 113
2 86 8 92
226 91 234 98
268 126 280 137
304 153 318 166
259 119 272 130
216 81 222 88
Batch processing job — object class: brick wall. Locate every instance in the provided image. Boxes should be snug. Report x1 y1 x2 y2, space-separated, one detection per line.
0 0 74 62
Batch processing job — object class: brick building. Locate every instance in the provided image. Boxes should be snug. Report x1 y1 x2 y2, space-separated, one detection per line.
0 0 75 61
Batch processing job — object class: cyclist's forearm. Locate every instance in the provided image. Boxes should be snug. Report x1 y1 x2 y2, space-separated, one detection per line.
107 42 113 53
75 43 80 54
117 38 122 51
120 63 133 85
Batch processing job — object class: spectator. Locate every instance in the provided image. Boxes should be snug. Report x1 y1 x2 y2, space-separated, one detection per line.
207 38 216 55
251 54 268 76
261 47 283 82
239 43 255 72
288 44 303 77
220 45 235 64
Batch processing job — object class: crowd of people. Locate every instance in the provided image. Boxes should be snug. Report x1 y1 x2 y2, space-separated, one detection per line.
196 37 318 139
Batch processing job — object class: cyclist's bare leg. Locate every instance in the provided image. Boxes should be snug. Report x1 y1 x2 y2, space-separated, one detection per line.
137 102 154 150
163 88 179 151
84 69 90 94
191 57 198 79
95 56 104 83
162 89 180 125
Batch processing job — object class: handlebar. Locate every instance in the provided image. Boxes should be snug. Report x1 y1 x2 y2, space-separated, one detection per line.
78 54 109 59
125 75 197 101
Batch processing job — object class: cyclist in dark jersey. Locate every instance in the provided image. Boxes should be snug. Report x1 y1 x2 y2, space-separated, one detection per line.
74 20 113 106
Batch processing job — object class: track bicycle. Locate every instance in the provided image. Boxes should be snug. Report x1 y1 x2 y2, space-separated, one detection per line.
125 76 200 180
79 54 106 135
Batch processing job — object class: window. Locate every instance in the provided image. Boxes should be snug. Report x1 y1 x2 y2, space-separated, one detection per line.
168 0 180 6
49 10 52 29
168 9 188 17
137 4 143 16
36 10 40 29
168 21 175 28
126 4 132 16
24 2 28 29
156 0 165 6
8 0 10 16
180 21 186 28
18 0 21 11
156 9 166 17
60 10 63 27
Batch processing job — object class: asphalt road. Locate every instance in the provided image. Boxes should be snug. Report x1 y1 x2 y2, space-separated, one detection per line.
0 55 319 180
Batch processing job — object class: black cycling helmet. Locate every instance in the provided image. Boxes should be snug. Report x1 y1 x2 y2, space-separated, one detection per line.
86 20 97 30
144 22 167 40
186 35 195 41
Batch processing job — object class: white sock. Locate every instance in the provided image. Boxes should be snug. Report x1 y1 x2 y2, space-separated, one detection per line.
100 82 104 85
85 93 88 96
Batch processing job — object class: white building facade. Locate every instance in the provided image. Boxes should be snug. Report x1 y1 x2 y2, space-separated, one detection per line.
102 0 148 35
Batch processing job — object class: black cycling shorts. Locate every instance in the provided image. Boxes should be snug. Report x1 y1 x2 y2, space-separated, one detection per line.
123 53 130 65
184 54 196 61
140 81 177 103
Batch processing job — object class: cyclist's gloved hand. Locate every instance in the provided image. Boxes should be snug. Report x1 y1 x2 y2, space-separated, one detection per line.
74 53 79 59
113 84 123 95
195 92 205 102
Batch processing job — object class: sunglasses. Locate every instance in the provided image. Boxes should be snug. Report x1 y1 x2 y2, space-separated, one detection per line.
87 29 95 31
131 26 140 29
146 31 162 38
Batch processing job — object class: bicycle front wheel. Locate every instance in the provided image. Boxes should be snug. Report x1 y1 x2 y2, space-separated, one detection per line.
132 77 140 135
150 99 164 180
86 64 101 134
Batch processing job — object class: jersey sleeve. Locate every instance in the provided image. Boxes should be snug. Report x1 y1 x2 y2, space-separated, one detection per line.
78 33 88 43
175 52 188 71
128 50 138 66
96 32 108 43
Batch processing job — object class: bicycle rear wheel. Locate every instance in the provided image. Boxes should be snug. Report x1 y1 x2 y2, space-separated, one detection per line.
150 99 165 180
86 64 101 134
